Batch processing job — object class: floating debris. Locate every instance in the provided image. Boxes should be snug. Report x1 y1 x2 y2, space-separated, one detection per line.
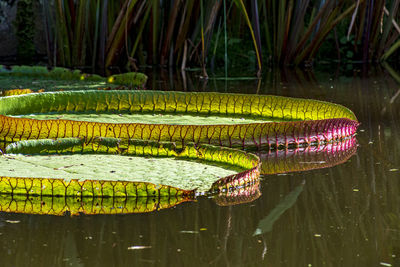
180 230 199 234
299 161 326 164
127 246 152 250
5 220 20 224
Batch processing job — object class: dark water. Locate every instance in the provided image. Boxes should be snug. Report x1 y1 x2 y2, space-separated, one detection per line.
1 65 400 266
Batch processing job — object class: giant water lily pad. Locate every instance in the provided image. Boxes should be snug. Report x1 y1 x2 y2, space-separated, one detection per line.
0 138 260 197
0 65 147 92
0 82 359 212
0 154 239 192
0 75 115 92
0 90 359 149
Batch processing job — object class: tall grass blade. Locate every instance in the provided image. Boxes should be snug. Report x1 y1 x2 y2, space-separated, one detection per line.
160 0 182 65
200 0 207 77
223 0 228 76
232 0 262 72
379 1 400 58
72 0 87 66
295 1 360 65
41 0 55 66
151 0 160 64
105 0 139 68
282 0 294 65
201 0 222 71
260 1 272 56
56 0 72 66
251 0 262 75
286 0 310 61
175 0 195 55
129 2 152 60
292 1 331 64
98 0 108 73
347 0 361 40
91 0 101 72
382 39 400 61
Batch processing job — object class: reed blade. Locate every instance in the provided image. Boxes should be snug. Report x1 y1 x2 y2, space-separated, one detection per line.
105 0 139 68
232 0 262 72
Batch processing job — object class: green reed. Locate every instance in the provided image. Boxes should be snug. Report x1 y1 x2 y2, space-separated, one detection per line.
39 0 399 74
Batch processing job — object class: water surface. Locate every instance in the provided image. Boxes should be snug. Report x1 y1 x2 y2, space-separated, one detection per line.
1 66 400 266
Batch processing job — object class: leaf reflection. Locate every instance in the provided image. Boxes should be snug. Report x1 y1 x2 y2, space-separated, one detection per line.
253 180 305 236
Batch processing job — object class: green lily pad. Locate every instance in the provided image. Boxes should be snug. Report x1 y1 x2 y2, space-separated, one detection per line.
0 75 115 91
0 138 260 197
0 154 237 192
13 113 274 125
0 65 148 91
0 85 359 201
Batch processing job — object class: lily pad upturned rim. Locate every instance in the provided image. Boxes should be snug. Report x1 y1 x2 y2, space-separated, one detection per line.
0 89 359 150
1 137 261 198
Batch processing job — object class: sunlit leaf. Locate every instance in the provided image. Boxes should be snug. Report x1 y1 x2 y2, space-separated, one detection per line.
0 137 260 196
0 90 358 150
0 86 359 205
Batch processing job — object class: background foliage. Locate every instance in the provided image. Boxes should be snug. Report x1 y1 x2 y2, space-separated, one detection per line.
13 0 400 74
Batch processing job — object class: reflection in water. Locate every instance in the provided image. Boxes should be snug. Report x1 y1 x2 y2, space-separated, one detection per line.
253 180 305 236
211 137 357 207
1 65 400 266
0 194 194 215
212 180 261 207
259 136 358 175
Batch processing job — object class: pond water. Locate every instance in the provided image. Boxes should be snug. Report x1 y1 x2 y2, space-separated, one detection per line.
1 65 400 266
